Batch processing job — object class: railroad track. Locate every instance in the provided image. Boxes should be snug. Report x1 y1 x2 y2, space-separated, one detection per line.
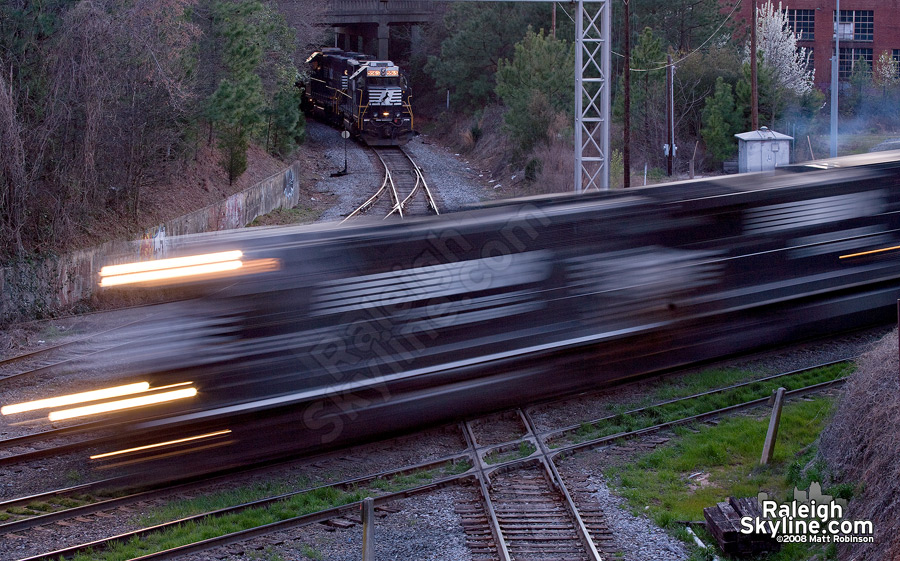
0 359 853 560
0 331 140 383
343 146 439 221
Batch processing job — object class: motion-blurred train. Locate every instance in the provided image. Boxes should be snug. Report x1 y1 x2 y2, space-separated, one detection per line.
18 151 900 480
301 47 415 146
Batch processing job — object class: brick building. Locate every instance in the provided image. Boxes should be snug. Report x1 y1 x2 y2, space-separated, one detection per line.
733 1 900 89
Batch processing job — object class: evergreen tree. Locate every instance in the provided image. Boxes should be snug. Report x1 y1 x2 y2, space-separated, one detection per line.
207 0 267 181
425 3 549 111
701 77 741 162
495 29 575 155
632 0 731 52
735 53 781 129
613 27 667 166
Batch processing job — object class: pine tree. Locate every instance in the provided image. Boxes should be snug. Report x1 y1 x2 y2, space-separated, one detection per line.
495 28 574 155
701 77 741 162
207 0 267 182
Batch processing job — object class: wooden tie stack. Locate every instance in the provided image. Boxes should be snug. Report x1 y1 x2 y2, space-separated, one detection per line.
703 496 780 556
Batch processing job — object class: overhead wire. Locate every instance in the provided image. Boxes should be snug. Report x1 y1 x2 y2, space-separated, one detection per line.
556 0 744 72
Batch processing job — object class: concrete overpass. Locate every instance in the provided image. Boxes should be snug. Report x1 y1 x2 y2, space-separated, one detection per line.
325 0 441 60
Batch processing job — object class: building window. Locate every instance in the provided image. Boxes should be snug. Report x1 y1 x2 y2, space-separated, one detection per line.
839 47 872 79
893 49 900 67
786 9 814 41
834 10 874 42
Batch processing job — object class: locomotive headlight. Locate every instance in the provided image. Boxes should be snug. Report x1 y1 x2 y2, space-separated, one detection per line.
99 250 280 287
100 250 243 286
382 111 390 116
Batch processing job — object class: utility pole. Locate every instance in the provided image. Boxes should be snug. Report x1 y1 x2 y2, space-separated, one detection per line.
830 0 840 157
666 54 674 176
552 2 556 38
750 0 759 130
623 0 630 187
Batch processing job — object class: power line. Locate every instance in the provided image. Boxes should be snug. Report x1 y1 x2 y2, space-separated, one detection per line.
611 0 743 72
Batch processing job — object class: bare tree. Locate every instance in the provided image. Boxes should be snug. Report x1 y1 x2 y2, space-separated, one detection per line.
274 0 328 60
0 64 28 254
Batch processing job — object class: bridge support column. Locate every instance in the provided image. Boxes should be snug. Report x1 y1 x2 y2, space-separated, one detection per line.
377 21 390 60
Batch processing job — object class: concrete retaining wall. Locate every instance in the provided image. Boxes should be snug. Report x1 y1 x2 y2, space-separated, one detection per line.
0 161 303 323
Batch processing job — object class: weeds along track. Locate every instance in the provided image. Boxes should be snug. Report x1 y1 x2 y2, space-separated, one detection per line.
1 358 854 560
343 146 439 221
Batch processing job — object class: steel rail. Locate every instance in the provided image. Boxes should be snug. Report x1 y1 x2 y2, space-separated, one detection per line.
0 339 141 384
0 447 471 535
82 476 475 561
400 147 439 215
340 165 391 222
18 454 474 561
0 315 153 370
462 420 513 561
548 376 848 461
374 148 404 219
520 408 604 561
543 358 852 441
392 152 423 216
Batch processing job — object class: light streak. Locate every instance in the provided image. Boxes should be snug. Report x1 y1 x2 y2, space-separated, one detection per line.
99 251 243 277
1 382 150 415
90 430 232 460
99 261 242 287
839 245 900 259
48 387 197 421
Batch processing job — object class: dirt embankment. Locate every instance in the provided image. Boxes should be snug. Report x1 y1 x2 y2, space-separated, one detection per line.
819 329 899 560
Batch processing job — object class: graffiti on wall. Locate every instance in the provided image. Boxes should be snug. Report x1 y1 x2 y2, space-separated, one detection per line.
139 225 168 260
284 168 295 200
224 196 244 229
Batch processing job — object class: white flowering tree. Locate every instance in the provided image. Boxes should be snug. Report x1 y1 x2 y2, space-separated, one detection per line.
747 1 814 96
873 50 899 93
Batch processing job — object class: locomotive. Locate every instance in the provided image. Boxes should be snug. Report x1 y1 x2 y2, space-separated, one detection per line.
11 151 900 481
302 48 415 146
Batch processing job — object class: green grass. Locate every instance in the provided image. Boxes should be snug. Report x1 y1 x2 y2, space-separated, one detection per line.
138 478 313 526
71 486 368 561
67 461 467 561
483 441 536 465
606 397 841 560
444 459 473 475
300 545 323 560
6 506 36 516
369 470 436 493
567 363 851 444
